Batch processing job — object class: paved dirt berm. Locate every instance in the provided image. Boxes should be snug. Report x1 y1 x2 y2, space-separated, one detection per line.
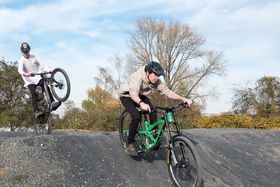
0 128 279 186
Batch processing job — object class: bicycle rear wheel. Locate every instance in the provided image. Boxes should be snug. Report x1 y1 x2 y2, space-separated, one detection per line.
34 114 52 135
50 68 71 102
167 135 202 187
119 110 145 151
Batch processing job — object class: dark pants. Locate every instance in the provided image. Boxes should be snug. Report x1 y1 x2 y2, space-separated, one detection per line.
28 79 54 112
120 95 157 144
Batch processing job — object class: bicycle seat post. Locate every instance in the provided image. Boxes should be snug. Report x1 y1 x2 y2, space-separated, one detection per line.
143 113 148 121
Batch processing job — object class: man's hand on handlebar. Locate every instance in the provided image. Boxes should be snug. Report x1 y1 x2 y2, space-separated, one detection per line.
140 102 151 113
26 71 52 77
181 98 192 107
23 72 33 77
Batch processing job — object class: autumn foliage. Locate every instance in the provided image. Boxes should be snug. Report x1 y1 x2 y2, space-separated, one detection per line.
54 86 121 131
181 114 280 129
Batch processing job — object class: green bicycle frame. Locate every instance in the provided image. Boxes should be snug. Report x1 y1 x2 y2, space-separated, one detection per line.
137 118 166 150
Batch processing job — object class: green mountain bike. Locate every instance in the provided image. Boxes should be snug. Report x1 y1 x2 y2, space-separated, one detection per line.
119 102 202 187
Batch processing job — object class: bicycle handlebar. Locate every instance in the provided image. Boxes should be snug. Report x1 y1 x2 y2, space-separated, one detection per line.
154 102 190 111
31 71 52 77
137 102 190 113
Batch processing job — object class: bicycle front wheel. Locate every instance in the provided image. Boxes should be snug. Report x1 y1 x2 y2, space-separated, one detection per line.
50 68 71 102
167 135 202 187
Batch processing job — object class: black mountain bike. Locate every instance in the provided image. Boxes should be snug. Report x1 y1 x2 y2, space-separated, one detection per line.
32 68 70 135
119 102 202 187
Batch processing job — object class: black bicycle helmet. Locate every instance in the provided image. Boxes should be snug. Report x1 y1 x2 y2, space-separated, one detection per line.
145 61 165 76
20 42 31 53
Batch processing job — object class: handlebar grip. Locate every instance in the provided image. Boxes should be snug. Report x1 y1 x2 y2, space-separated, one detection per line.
180 102 190 109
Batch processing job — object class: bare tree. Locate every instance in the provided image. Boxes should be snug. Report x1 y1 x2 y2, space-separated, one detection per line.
108 54 125 90
255 77 280 117
127 17 225 105
232 87 259 115
94 67 117 96
232 76 280 117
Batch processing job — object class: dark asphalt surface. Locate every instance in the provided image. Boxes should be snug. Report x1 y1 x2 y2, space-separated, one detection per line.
0 128 279 187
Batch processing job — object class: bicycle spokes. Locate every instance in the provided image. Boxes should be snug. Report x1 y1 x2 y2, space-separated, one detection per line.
50 68 71 102
168 137 201 187
53 79 64 89
52 73 67 95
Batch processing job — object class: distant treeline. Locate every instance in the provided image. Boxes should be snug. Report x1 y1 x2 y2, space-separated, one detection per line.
1 59 280 131
2 17 280 130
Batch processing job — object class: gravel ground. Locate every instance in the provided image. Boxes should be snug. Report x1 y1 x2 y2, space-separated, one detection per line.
0 129 279 187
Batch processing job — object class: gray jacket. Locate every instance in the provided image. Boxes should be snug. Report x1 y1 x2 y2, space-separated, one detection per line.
118 67 172 97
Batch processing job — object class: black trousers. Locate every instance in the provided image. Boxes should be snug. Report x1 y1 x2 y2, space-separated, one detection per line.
120 95 157 144
28 79 54 112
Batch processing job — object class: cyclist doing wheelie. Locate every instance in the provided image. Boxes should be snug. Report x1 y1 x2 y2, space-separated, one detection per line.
118 61 192 156
18 42 61 118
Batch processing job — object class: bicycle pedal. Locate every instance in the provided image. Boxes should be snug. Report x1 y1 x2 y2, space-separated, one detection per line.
137 149 145 154
136 144 146 153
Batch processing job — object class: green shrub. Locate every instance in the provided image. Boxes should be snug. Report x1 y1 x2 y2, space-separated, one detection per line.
189 114 280 129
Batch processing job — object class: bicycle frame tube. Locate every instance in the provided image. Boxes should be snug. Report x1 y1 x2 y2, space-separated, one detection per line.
42 77 52 112
137 111 178 150
138 118 165 150
170 110 181 135
161 111 177 138
135 102 187 151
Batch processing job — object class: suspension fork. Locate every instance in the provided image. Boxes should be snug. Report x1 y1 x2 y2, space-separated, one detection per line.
167 139 178 166
173 110 181 135
165 113 177 165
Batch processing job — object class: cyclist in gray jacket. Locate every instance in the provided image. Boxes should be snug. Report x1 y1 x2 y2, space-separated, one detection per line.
119 61 192 156
18 42 61 118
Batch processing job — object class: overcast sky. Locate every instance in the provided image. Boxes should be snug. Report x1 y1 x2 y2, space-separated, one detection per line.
1 0 279 115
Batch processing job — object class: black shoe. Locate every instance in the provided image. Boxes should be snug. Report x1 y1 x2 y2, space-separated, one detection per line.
35 110 44 118
51 101 61 111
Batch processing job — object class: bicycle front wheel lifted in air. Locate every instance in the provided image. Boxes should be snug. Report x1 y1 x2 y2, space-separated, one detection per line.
167 135 202 187
50 68 71 102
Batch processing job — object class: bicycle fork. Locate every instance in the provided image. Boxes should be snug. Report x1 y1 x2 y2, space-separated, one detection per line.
166 140 178 166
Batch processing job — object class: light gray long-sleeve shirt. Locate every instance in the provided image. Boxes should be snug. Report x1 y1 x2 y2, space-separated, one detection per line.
118 67 172 97
18 54 50 87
